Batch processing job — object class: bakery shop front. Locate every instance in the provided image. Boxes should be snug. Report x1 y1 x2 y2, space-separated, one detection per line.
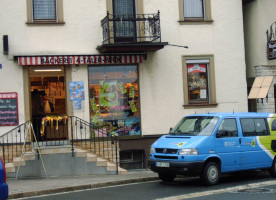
17 54 143 139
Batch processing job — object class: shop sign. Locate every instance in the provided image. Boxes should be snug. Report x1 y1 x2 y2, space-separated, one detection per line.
18 55 143 66
267 41 276 60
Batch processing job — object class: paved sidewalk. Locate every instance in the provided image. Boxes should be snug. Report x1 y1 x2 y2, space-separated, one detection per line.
7 170 159 199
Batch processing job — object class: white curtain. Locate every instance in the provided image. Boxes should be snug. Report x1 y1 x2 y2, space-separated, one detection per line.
113 0 135 38
33 0 56 20
183 0 204 18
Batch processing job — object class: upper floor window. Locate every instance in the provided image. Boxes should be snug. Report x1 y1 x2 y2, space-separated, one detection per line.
33 0 56 21
187 60 209 102
183 0 204 19
26 0 64 24
178 0 212 23
182 56 216 106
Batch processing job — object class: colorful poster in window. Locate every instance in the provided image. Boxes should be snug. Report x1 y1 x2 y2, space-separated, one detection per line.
118 82 127 94
187 64 208 101
125 117 140 135
129 100 137 112
69 81 85 101
129 86 135 98
99 80 118 106
90 98 98 111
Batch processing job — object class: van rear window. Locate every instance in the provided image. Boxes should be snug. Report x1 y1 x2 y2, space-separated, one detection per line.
240 118 269 136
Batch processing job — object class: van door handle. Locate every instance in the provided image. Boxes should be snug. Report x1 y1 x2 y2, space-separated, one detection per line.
239 138 242 144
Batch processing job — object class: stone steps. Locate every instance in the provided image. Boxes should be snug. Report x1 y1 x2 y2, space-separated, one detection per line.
5 146 126 178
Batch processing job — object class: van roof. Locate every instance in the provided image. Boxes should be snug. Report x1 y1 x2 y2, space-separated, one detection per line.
186 112 275 118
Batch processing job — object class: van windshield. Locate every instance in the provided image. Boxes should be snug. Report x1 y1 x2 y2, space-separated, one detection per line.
169 116 219 136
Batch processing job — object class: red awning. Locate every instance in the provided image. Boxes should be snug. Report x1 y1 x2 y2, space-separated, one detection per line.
17 55 144 66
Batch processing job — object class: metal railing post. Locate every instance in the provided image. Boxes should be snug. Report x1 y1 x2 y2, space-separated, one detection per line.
71 117 75 157
115 136 119 175
2 141 5 164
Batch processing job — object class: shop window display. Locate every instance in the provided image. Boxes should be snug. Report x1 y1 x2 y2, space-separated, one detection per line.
88 65 140 137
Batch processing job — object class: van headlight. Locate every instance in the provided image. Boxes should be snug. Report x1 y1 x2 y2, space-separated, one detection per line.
150 148 155 154
179 148 198 155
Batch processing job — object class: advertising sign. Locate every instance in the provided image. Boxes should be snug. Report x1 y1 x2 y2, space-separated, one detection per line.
99 81 118 106
69 81 85 101
0 92 19 126
268 41 276 60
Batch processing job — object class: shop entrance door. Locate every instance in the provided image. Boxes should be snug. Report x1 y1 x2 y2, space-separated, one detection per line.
29 66 67 142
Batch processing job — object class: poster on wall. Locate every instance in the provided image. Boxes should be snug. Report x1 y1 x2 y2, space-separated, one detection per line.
99 80 118 106
0 92 19 126
69 81 85 101
73 100 82 110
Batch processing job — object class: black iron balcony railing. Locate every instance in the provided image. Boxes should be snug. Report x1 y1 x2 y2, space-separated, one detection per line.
101 11 161 44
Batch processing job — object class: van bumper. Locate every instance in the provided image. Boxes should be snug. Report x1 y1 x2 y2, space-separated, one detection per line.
148 159 204 176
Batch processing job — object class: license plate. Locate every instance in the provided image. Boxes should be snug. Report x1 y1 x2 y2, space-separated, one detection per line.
156 162 170 167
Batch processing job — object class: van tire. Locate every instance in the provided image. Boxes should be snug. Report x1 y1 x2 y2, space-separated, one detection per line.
269 158 276 177
201 161 220 186
158 173 175 182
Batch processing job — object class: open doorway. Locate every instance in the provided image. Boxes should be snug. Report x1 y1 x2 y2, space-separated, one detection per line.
29 66 67 142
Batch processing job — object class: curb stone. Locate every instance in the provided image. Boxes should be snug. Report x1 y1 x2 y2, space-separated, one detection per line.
8 176 159 199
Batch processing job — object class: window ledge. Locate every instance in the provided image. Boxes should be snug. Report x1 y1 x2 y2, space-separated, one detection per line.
26 22 65 25
183 103 218 108
178 20 213 25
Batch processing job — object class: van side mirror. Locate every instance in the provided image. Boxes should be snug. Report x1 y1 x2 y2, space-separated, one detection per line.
216 130 228 138
169 127 172 132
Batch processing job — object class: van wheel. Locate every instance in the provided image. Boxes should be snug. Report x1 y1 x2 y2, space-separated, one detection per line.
158 173 175 182
269 158 276 177
201 161 220 186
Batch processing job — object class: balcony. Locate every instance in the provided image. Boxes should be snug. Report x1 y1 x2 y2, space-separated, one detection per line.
97 11 168 53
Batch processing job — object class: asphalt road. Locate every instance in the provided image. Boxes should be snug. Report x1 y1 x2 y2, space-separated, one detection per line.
18 171 276 200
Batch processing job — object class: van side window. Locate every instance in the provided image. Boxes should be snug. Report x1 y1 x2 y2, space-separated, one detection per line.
240 118 269 136
217 118 238 137
271 119 276 131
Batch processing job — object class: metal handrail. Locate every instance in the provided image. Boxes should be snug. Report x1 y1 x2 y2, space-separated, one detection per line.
0 116 119 173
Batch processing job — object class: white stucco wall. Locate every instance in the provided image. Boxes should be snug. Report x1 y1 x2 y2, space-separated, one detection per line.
140 0 248 135
0 0 248 136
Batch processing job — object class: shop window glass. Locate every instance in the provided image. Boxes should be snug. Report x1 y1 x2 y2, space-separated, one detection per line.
88 65 140 137
33 0 56 21
187 60 209 103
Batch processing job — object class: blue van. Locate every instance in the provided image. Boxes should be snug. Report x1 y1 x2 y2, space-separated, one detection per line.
148 113 276 185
